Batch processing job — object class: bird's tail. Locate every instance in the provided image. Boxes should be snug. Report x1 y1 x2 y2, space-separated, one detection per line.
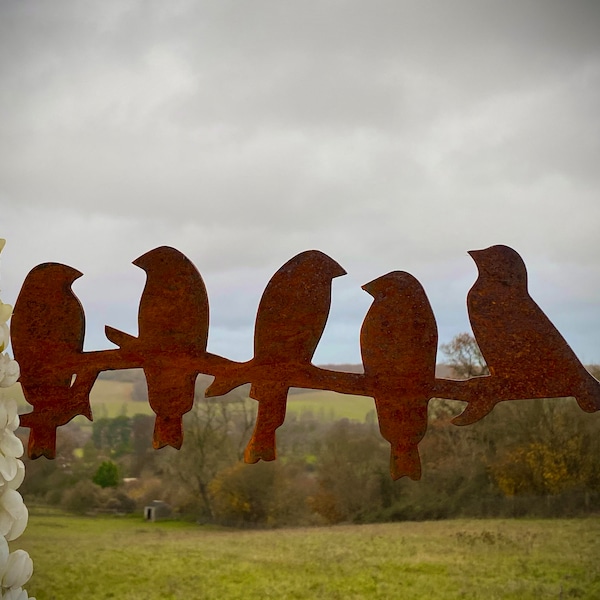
244 381 289 463
145 368 196 450
205 375 248 398
105 325 138 349
389 442 422 481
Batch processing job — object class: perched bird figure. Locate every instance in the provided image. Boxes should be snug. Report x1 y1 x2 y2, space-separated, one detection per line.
456 244 600 425
11 263 93 459
207 250 346 463
106 246 209 449
360 271 437 480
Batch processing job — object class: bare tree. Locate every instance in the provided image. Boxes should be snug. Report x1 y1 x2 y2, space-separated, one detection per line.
441 332 489 379
159 380 255 521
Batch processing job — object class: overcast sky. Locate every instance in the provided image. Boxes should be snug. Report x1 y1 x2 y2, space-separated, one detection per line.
1 0 599 366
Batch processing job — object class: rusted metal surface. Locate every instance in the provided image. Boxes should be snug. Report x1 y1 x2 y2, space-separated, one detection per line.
360 272 437 480
433 245 600 423
11 244 600 478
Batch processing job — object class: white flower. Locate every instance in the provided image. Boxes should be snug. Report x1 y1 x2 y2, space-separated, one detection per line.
0 456 19 486
0 354 19 388
3 462 25 492
0 403 23 473
0 400 19 434
0 490 28 541
0 433 23 461
0 323 8 353
2 549 33 590
2 587 34 600
0 458 24 491
0 535 8 574
0 303 11 327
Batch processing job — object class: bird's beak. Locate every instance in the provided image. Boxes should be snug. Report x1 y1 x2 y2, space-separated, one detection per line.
68 266 84 281
331 263 347 279
361 279 376 297
132 252 149 270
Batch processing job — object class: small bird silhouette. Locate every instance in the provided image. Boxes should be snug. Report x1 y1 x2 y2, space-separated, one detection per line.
207 250 346 463
456 244 600 425
360 271 437 480
106 246 209 449
11 263 93 459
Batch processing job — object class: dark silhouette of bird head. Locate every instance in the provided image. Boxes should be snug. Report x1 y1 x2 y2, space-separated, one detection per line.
133 246 186 274
362 271 423 301
22 262 84 292
279 250 346 282
468 244 528 288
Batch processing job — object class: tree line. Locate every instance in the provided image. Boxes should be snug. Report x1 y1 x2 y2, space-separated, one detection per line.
18 334 600 526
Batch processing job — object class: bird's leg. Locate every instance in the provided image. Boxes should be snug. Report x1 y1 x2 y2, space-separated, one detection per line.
153 414 184 450
19 411 58 460
70 367 99 420
389 442 422 481
146 369 196 450
245 381 289 463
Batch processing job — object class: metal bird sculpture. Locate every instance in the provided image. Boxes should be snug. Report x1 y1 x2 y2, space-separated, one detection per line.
11 263 94 458
105 246 209 449
360 271 438 480
454 244 600 425
207 250 346 462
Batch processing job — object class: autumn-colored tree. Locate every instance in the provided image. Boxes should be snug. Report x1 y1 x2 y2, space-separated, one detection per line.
308 419 394 523
441 332 488 378
159 380 255 521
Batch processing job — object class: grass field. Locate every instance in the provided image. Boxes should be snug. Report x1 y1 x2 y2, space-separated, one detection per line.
286 391 374 422
4 381 375 423
18 512 600 599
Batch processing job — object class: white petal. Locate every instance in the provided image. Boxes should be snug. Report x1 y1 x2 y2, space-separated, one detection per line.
5 505 28 542
2 588 29 600
2 550 33 589
0 535 9 573
0 402 8 429
0 358 19 388
5 399 20 431
0 302 12 325
0 455 18 481
0 489 25 520
0 431 24 459
7 461 25 490
0 323 8 352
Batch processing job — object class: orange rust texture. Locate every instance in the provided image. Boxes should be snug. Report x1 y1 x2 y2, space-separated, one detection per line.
10 245 600 479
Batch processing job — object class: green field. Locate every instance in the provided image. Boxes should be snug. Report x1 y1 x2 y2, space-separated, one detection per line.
18 512 600 599
3 381 155 424
286 390 375 422
5 381 375 422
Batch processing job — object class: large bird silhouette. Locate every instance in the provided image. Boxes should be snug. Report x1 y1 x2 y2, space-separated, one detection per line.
454 244 600 425
11 263 93 458
105 246 209 449
360 271 437 480
207 250 346 463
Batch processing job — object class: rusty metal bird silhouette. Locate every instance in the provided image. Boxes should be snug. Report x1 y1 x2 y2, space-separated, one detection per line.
453 244 600 425
11 263 93 458
360 271 437 480
207 250 346 463
105 246 209 449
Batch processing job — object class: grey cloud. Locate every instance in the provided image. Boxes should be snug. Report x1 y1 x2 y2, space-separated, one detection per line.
1 0 599 362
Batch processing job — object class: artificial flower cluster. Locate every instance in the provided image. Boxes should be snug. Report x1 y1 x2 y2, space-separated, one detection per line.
0 240 34 600
0 243 19 390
